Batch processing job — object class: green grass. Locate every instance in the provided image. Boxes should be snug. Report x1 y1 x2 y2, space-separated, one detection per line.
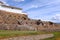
43 32 60 40
0 30 48 39
1 30 60 40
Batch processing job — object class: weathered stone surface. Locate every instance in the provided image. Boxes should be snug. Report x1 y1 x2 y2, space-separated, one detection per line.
0 10 60 31
0 24 37 31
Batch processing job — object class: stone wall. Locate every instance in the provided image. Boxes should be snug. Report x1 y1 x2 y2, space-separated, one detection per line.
0 10 60 31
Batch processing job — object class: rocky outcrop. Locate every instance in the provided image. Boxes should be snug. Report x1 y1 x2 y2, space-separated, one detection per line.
0 10 36 31
0 10 60 31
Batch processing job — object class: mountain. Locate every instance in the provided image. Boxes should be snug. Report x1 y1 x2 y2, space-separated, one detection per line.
0 1 60 31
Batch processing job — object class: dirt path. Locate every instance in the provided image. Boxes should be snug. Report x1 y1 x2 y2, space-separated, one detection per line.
1 34 54 40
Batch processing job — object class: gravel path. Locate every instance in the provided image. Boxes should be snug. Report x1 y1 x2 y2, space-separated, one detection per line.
1 34 54 40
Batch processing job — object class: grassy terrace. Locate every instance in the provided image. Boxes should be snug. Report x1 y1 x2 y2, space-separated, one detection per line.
43 32 60 40
0 30 60 40
0 30 49 39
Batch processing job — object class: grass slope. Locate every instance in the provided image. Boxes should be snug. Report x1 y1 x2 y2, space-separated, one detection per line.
0 30 48 39
43 32 60 40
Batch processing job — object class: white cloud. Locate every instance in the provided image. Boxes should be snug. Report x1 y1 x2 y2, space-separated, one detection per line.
25 0 60 11
14 0 24 2
0 0 9 6
31 5 39 8
2 1 9 6
0 6 27 14
51 14 60 23
53 14 60 20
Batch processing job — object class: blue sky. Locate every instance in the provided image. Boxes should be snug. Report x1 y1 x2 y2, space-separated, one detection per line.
0 0 60 23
